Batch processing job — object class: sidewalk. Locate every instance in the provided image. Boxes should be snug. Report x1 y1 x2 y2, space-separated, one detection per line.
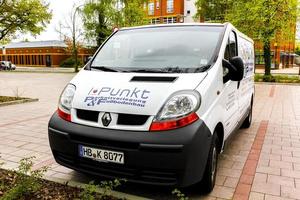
15 66 75 73
1 73 300 199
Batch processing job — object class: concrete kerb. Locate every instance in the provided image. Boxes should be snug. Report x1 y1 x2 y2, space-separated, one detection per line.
45 176 152 200
0 98 39 107
0 163 151 200
255 82 300 86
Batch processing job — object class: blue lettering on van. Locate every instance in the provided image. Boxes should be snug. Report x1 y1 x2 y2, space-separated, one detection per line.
86 87 151 107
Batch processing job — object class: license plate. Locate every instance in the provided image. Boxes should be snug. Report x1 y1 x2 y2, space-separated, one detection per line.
79 145 124 164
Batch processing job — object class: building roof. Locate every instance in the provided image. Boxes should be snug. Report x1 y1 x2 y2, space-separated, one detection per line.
4 40 68 49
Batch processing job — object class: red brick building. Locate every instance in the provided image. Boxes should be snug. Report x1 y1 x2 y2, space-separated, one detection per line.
0 40 93 67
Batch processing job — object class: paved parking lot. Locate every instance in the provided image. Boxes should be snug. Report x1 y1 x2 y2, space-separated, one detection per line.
1 72 300 199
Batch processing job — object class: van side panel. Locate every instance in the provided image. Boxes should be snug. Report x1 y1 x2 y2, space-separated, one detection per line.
196 58 227 136
196 26 255 144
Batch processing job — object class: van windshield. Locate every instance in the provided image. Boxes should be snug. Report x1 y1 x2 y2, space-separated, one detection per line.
91 26 223 73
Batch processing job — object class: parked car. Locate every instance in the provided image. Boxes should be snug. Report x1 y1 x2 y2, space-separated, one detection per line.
0 61 15 70
11 63 16 70
0 61 6 70
48 23 255 192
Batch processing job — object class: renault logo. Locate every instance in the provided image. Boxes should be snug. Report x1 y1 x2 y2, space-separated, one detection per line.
102 112 112 127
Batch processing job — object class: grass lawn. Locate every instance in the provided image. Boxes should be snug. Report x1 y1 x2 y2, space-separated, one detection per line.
0 96 26 103
255 74 300 83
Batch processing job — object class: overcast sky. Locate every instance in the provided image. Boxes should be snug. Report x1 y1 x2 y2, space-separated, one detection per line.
17 0 300 41
17 0 81 42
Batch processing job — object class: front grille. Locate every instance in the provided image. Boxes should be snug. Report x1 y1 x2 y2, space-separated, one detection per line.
77 109 99 122
70 135 140 150
54 152 178 185
78 157 178 185
117 114 149 126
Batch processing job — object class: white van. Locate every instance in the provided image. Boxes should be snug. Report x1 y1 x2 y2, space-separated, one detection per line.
48 23 254 192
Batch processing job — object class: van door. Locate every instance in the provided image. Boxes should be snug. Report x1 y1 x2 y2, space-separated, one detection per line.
237 37 254 120
223 31 239 137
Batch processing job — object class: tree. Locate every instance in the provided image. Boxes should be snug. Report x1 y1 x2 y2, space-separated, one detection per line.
57 5 84 72
82 0 114 47
194 0 233 22
0 0 52 42
82 0 146 47
115 0 146 27
226 0 298 76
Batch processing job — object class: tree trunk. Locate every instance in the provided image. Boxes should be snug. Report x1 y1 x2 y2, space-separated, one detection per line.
263 40 271 76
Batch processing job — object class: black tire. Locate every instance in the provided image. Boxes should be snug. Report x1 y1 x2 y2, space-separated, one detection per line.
241 99 253 129
200 133 219 193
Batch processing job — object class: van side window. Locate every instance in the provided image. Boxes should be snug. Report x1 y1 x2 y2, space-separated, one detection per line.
229 31 237 57
223 31 238 82
224 31 237 60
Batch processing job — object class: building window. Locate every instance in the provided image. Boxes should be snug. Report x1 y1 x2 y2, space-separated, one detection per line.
156 0 160 9
143 2 147 10
163 17 177 24
148 2 154 15
150 18 160 24
166 0 174 13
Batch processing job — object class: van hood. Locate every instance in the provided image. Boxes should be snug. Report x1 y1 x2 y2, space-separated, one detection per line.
71 70 207 116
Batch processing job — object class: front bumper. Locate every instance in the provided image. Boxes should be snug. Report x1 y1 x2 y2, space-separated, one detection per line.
48 112 212 187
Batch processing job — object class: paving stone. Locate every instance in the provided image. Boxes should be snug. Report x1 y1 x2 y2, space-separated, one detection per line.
269 160 293 169
223 177 239 188
268 175 295 187
249 192 264 200
252 180 281 196
281 169 300 179
281 186 300 199
265 194 297 200
209 186 234 199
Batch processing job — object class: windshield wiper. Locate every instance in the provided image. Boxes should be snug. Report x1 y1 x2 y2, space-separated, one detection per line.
91 66 125 72
161 67 185 73
129 68 169 73
194 65 211 72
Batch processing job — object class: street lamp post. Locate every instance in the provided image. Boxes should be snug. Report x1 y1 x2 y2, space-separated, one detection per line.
72 4 83 73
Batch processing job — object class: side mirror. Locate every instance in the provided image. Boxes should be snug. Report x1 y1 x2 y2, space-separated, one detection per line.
88 56 93 61
222 56 244 82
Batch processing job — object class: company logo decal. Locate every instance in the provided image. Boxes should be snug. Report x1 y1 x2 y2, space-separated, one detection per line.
84 87 151 107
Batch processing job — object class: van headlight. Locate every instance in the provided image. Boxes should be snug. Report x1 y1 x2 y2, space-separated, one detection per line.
58 84 76 121
150 91 201 131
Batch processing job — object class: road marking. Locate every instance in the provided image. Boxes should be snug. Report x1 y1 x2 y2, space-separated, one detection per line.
233 120 269 200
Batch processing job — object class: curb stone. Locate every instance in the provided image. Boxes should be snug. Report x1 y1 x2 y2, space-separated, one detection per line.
45 176 152 200
255 82 300 86
0 163 151 200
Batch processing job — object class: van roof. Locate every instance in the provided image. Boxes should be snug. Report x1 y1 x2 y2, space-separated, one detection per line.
119 22 253 44
120 23 225 31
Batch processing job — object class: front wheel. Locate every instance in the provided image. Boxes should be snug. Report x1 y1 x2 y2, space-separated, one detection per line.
200 133 219 193
241 99 253 129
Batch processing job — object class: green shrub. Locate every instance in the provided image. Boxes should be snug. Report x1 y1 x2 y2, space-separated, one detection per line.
60 57 83 68
1 157 48 200
80 181 98 200
80 179 126 200
262 75 276 82
172 188 189 200
255 74 300 83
